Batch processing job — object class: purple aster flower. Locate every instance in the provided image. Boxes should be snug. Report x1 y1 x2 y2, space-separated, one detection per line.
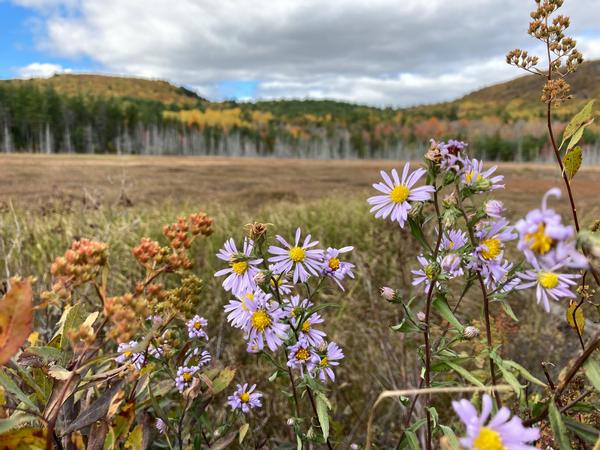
224 290 272 329
321 246 355 290
461 158 504 191
268 228 324 283
268 265 293 294
116 341 145 370
515 188 587 268
368 163 435 228
228 383 263 413
283 295 313 321
411 255 439 293
312 341 344 383
184 348 211 368
148 344 163 359
441 253 464 278
298 313 327 346
155 418 167 434
380 286 395 301
175 365 198 392
287 338 318 374
186 315 208 340
485 200 506 219
471 219 516 267
480 259 518 292
516 259 580 312
441 139 468 172
215 238 263 296
441 228 468 251
243 295 289 352
452 394 539 449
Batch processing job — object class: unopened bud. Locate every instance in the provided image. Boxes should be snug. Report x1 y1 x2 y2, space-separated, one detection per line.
253 271 267 284
380 286 395 301
464 326 480 339
287 418 295 426
485 200 505 218
416 311 426 322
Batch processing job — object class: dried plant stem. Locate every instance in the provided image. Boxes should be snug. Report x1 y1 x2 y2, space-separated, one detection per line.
422 185 444 450
456 188 501 407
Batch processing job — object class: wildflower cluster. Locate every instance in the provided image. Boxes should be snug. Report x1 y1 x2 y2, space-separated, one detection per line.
369 130 597 448
215 225 353 443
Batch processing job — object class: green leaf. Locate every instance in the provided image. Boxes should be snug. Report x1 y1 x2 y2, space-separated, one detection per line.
440 425 460 449
583 358 600 391
24 346 65 364
563 147 582 181
432 296 463 331
211 367 236 395
0 413 38 433
391 319 422 334
404 430 420 450
0 368 38 412
124 425 143 450
53 303 87 350
498 299 519 322
502 360 546 387
445 361 484 387
548 400 571 450
315 393 330 441
238 423 250 444
561 100 595 148
496 363 524 397
564 416 600 444
408 217 432 253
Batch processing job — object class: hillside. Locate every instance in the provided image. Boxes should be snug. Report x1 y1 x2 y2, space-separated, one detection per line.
0 74 206 107
0 63 598 159
410 60 600 121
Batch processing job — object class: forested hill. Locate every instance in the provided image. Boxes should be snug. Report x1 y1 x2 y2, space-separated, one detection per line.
0 62 598 160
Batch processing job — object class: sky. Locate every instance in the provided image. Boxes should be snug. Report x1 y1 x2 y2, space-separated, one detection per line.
1 0 600 107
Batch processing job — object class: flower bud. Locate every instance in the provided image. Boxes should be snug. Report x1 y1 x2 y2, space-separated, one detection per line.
463 326 480 339
441 253 461 274
253 271 267 285
416 311 426 322
485 200 505 218
380 286 395 301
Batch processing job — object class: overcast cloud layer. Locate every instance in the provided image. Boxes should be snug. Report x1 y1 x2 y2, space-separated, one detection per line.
11 0 600 106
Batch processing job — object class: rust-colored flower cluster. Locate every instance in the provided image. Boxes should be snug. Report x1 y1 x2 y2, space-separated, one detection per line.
104 293 150 342
161 213 214 270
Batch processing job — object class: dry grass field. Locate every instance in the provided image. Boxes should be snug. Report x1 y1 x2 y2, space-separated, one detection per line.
1 154 600 221
1 154 599 446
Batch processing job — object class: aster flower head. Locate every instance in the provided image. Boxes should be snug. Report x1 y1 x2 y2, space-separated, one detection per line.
312 341 344 383
268 228 324 283
321 246 355 289
287 338 318 373
175 365 199 392
298 312 327 346
155 418 167 435
186 315 208 340
243 295 290 352
411 255 439 293
516 259 580 312
228 383 263 413
116 341 145 370
515 188 587 268
368 163 435 228
224 289 270 329
283 295 314 322
441 228 468 251
485 200 505 219
441 253 464 278
380 286 395 301
440 139 468 172
472 218 516 266
215 238 263 296
461 158 505 191
452 394 539 449
268 265 293 294
184 348 212 368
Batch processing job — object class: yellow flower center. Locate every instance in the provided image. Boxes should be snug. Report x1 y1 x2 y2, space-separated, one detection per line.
525 223 553 255
424 264 435 279
231 260 248 275
538 271 559 289
328 257 340 270
302 321 311 332
289 246 306 262
481 238 502 260
240 392 250 403
183 372 192 382
473 427 506 450
251 309 272 332
320 357 328 367
193 321 202 330
295 348 310 361
291 307 301 318
270 277 284 288
389 185 410 203
465 171 483 184
246 292 255 300
123 351 132 358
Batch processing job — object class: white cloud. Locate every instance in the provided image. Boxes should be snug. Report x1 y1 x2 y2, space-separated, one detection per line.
18 62 71 78
11 0 600 105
